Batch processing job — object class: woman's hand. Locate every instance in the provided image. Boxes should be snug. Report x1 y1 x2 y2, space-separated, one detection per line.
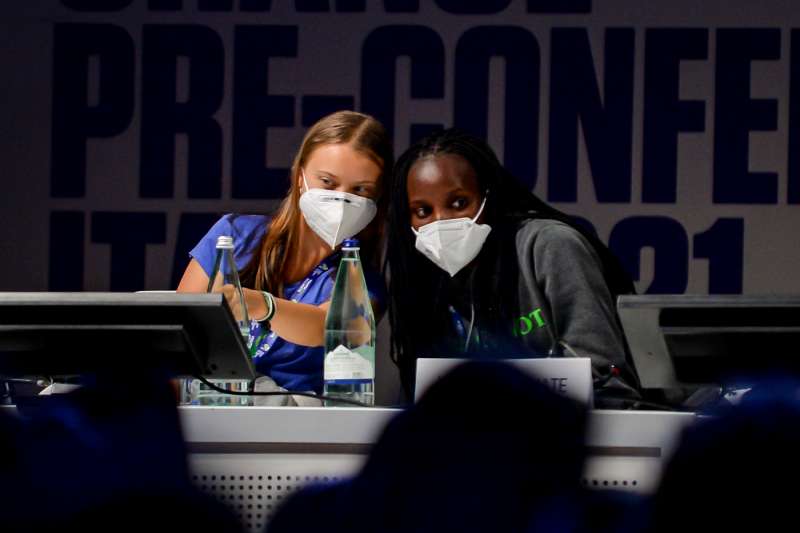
217 285 268 322
178 259 328 346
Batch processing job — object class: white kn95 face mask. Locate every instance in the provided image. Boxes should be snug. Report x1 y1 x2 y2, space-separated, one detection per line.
298 171 378 249
412 196 492 277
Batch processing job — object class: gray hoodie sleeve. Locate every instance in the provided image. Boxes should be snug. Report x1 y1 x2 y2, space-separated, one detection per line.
527 221 629 377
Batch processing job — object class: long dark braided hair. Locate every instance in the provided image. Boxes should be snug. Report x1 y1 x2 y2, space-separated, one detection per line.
385 128 635 396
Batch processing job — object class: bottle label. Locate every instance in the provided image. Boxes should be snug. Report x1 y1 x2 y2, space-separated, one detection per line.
324 344 374 381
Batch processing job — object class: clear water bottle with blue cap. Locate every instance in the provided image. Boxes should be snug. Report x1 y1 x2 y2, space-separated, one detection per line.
323 238 376 406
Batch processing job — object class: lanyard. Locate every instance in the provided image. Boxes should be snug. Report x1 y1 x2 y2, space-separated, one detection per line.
448 305 467 339
448 305 480 351
250 252 341 360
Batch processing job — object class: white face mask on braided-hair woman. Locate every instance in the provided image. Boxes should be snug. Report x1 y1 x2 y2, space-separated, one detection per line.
411 196 492 277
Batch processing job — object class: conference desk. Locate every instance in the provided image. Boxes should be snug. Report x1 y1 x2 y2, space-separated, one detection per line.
181 406 696 533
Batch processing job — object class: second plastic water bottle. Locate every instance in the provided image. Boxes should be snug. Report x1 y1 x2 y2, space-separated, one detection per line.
323 238 376 406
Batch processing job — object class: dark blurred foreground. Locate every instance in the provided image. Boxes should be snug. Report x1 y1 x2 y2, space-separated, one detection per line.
3 365 800 532
0 374 241 532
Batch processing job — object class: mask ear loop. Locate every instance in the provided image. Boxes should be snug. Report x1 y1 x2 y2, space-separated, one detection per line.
470 193 489 223
300 169 311 193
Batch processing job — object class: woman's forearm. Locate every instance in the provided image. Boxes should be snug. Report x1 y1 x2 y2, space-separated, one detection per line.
268 297 328 347
219 285 329 348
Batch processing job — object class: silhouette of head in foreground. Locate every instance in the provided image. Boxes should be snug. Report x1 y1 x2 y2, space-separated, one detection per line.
268 361 589 533
650 378 800 532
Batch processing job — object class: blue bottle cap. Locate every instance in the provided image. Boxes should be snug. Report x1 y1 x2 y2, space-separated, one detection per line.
342 238 360 248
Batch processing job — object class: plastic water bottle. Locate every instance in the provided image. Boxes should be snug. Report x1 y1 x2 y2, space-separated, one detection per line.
323 239 376 406
184 235 252 406
207 235 250 337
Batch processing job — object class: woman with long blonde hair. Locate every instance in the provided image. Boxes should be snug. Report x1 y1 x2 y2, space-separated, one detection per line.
177 111 393 394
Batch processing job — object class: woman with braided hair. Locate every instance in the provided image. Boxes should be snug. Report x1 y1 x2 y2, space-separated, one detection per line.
385 128 640 404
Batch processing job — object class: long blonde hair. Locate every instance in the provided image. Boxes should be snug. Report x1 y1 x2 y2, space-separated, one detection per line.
240 111 393 296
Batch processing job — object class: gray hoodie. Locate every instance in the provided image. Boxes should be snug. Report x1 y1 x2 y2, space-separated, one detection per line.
513 218 639 396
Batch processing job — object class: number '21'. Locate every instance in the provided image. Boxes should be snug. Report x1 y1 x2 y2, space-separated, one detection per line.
604 217 744 294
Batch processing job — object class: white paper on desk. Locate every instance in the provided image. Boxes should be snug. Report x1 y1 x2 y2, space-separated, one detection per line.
414 357 593 406
38 383 81 395
251 375 322 407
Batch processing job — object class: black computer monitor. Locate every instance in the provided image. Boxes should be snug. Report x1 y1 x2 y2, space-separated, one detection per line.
0 292 256 380
617 295 800 389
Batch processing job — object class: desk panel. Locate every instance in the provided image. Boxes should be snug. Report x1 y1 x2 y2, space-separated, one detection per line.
182 407 695 531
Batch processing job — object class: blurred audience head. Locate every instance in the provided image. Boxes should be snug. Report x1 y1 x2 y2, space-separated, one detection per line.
0 374 241 532
269 361 589 533
650 377 800 532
